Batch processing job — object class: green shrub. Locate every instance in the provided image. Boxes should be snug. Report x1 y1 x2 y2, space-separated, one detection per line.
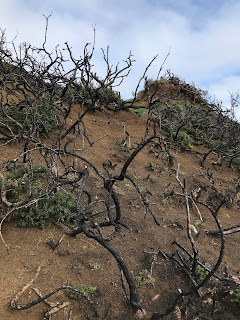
123 143 131 155
34 95 59 134
1 164 76 229
32 164 47 179
232 157 240 171
99 87 121 105
235 290 240 305
73 82 121 106
16 191 77 229
195 265 208 284
6 165 28 180
3 164 47 203
133 108 147 117
4 165 30 202
153 101 184 124
135 269 155 286
0 93 59 136
176 130 193 150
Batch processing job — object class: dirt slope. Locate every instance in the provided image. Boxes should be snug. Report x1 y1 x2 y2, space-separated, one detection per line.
0 108 240 320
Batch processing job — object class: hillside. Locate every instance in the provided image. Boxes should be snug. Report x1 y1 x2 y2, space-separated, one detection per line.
0 99 240 320
0 35 240 320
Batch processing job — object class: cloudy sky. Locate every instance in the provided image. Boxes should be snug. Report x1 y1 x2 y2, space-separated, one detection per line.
1 0 240 118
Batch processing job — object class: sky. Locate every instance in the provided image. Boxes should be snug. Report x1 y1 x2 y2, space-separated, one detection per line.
1 0 240 118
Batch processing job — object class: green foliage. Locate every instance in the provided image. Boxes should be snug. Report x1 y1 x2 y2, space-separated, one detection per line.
184 124 206 142
118 140 131 156
6 165 28 180
235 290 240 305
195 265 208 284
0 93 59 136
99 87 121 105
34 94 59 134
32 164 47 179
232 157 240 171
135 269 155 286
139 269 149 277
153 101 185 125
16 191 77 229
125 101 147 117
73 82 121 106
123 143 131 154
147 277 156 286
161 198 169 205
69 285 96 298
131 171 141 180
1 163 76 228
133 108 147 117
4 165 29 202
175 130 193 150
135 275 144 286
4 164 47 202
90 262 101 270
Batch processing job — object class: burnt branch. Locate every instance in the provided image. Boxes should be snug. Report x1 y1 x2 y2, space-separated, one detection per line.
150 166 226 319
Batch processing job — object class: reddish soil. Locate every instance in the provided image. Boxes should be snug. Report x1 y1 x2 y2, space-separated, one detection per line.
0 108 240 320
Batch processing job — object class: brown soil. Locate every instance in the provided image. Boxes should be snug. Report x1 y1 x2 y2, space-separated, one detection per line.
0 108 240 320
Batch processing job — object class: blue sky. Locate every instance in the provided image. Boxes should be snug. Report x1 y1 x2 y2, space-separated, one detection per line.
1 0 240 118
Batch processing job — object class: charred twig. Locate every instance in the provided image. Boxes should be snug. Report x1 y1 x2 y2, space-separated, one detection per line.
150 169 226 319
126 174 160 225
12 283 98 316
44 301 70 319
207 224 240 236
176 164 199 274
82 223 142 310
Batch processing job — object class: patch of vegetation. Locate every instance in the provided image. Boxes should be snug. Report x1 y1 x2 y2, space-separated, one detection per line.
16 191 77 229
195 265 208 284
99 87 121 105
4 165 30 203
232 157 240 171
235 290 240 305
193 220 204 228
118 140 131 156
1 164 76 228
153 101 185 125
6 164 28 180
0 93 59 136
131 171 141 180
73 82 122 106
175 130 193 150
32 164 47 179
69 285 96 298
135 269 155 286
122 142 131 155
131 107 147 117
161 198 170 205
90 262 101 270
